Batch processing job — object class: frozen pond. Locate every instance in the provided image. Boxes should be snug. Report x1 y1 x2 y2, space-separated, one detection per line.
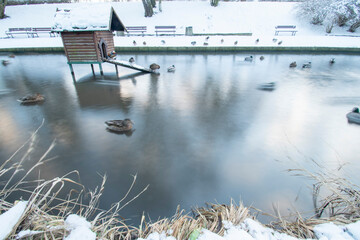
1 52 360 223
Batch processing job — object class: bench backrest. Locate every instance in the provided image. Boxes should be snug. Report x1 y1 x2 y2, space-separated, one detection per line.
275 25 296 29
32 27 52 32
155 26 176 29
126 26 147 30
8 28 32 32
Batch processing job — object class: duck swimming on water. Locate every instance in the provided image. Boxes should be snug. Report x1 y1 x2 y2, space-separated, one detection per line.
149 63 160 71
2 60 10 66
18 93 45 104
167 65 175 72
244 56 253 62
302 62 312 68
289 61 297 68
346 107 360 124
105 118 134 132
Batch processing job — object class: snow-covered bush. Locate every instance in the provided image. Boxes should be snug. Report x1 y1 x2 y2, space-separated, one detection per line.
297 0 360 33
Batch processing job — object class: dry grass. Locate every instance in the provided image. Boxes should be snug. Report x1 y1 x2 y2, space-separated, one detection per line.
136 200 251 239
268 163 360 239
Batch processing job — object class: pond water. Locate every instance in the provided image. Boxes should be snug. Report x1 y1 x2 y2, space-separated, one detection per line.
1 52 360 223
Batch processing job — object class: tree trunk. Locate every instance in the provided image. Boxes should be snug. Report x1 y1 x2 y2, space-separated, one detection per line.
150 0 156 8
142 0 153 17
0 0 7 19
349 20 360 32
210 0 219 7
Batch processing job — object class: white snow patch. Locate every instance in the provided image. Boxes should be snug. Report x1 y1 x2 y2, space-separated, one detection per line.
64 214 95 240
345 221 360 240
0 201 27 240
53 4 112 31
137 231 176 240
16 229 43 239
313 222 354 240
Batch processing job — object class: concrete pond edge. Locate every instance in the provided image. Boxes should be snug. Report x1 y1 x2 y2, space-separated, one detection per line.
1 46 360 54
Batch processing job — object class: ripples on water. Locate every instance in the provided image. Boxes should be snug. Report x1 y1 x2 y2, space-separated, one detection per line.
1 52 360 223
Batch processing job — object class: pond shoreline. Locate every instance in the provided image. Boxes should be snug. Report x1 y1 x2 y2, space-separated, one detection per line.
1 46 360 53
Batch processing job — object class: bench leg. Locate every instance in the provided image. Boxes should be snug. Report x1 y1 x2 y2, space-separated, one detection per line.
91 64 95 76
99 63 103 76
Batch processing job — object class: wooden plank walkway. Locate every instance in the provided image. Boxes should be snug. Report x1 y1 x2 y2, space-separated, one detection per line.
104 59 156 73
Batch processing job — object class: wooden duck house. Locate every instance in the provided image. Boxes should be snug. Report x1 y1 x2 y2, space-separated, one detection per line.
53 5 126 78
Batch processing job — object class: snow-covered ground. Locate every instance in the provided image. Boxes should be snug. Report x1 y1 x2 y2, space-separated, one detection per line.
0 202 358 240
0 2 360 50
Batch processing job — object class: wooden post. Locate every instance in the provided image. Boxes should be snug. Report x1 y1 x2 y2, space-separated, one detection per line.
115 65 119 76
68 64 76 83
68 63 74 75
99 63 103 76
91 64 95 76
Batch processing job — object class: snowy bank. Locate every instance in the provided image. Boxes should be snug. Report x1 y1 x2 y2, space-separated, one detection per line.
0 2 360 52
0 201 27 240
137 218 360 240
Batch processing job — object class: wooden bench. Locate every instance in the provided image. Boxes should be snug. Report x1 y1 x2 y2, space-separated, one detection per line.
155 26 176 36
275 25 297 36
126 26 147 36
31 27 57 37
5 28 33 38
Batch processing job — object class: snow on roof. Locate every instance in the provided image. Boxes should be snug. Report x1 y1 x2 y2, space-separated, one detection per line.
53 4 114 32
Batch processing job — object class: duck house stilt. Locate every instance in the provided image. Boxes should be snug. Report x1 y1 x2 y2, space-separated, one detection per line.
53 5 155 80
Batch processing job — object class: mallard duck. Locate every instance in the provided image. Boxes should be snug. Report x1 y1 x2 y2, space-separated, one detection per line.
167 65 175 72
108 51 116 59
278 40 283 45
129 57 135 63
330 58 335 64
260 56 264 61
244 56 253 62
8 54 15 58
143 41 146 46
346 107 360 124
220 39 224 44
105 118 134 132
289 61 297 68
18 93 45 104
2 60 10 66
149 63 160 70
234 40 238 45
255 38 259 43
133 40 137 46
302 62 312 68
161 40 166 45
191 41 196 46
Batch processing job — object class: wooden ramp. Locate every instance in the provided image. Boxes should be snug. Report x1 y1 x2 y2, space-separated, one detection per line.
104 59 156 74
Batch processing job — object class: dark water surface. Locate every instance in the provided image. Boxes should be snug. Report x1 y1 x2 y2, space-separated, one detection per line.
1 52 360 223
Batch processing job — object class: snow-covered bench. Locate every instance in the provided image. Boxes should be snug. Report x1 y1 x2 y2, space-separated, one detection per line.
155 26 176 36
5 28 33 38
275 25 297 36
126 26 147 36
31 27 57 37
